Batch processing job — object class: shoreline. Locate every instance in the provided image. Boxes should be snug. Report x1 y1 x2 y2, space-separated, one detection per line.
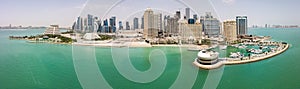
193 43 290 70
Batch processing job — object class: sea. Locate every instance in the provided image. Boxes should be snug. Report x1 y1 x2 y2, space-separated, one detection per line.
0 28 299 89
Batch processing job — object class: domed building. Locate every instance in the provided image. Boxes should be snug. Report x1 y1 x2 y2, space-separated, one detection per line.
196 50 219 65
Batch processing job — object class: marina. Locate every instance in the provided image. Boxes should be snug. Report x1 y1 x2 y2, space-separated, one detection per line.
193 42 289 69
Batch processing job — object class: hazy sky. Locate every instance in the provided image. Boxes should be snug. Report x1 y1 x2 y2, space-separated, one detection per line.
1 0 300 27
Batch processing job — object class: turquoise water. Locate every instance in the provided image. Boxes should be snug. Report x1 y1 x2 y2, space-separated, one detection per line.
0 28 299 89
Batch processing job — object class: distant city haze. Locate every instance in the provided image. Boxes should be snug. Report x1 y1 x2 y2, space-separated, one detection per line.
1 0 299 27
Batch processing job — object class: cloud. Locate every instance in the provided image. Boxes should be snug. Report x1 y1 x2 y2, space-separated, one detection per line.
222 0 235 4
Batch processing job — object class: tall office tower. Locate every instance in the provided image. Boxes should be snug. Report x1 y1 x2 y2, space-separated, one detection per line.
175 10 181 19
76 16 83 32
200 16 205 32
95 19 102 32
133 17 139 30
87 14 94 32
223 20 237 44
109 16 116 33
236 16 248 35
141 16 144 29
119 21 123 30
203 12 221 37
103 19 109 33
143 8 161 39
83 18 88 32
157 13 162 32
126 21 130 30
193 14 198 20
72 22 76 30
185 8 190 19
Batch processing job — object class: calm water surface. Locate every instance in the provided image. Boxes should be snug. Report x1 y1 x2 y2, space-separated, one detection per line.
0 28 299 89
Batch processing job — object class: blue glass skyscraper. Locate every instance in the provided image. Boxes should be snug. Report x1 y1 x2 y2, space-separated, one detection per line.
76 16 82 32
126 21 130 30
103 19 109 33
119 21 123 30
87 14 94 32
236 16 248 35
109 16 116 33
133 17 139 30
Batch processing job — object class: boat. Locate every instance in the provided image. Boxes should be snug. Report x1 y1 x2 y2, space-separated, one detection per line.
219 45 227 50
230 52 242 58
248 48 263 54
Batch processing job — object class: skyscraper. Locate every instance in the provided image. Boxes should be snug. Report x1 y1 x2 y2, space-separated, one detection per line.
119 21 123 30
103 19 109 33
109 16 116 33
143 8 161 39
87 14 94 32
236 16 248 35
185 8 190 19
223 20 237 44
175 10 181 19
126 21 130 30
203 12 221 37
76 16 83 32
95 19 102 32
83 18 88 32
141 16 144 29
193 14 198 20
133 17 139 30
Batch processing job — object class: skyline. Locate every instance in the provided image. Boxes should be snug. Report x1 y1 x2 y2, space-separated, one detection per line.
1 0 300 27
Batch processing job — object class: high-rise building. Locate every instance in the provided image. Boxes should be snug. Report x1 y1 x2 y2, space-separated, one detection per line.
126 21 130 30
223 20 237 44
141 16 144 29
95 19 102 32
76 16 83 32
72 22 76 30
87 14 94 32
143 8 162 39
185 8 190 19
193 14 198 20
165 16 179 37
178 19 202 44
203 12 220 37
156 13 162 32
119 21 123 30
109 16 116 33
236 16 248 35
164 10 183 37
175 10 181 19
200 16 205 32
133 17 139 30
83 18 88 32
103 19 109 33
